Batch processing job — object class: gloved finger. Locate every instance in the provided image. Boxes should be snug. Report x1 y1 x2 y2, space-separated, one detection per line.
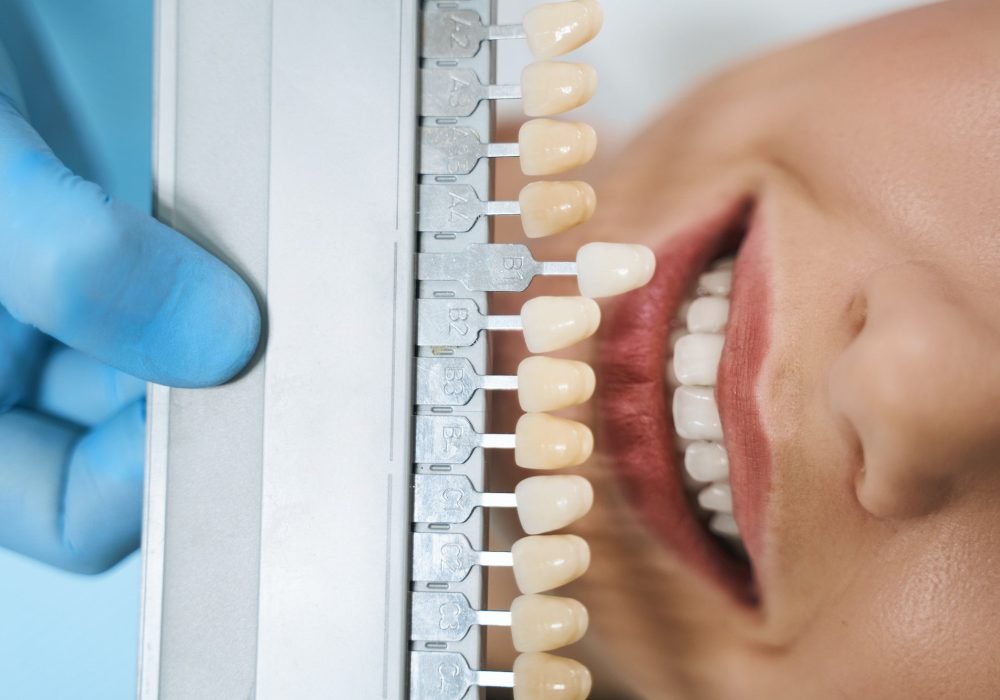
0 400 144 573
0 304 48 412
25 344 145 427
0 96 261 388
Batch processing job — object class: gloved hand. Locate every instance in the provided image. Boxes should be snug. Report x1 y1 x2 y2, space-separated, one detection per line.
0 43 261 573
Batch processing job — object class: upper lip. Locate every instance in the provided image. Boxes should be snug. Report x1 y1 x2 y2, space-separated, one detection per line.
598 197 772 604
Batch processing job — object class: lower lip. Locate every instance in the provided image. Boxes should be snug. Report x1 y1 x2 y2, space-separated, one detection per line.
598 200 768 603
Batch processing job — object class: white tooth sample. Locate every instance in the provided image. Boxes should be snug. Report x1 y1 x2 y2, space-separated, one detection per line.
697 267 733 296
519 181 596 239
516 475 594 534
709 512 740 538
684 441 730 482
672 386 723 441
518 356 596 412
522 0 604 59
515 413 594 470
512 534 591 594
522 61 598 117
519 119 598 176
686 296 730 333
514 652 593 700
510 594 589 652
672 333 725 386
698 481 733 513
576 242 656 299
521 296 601 353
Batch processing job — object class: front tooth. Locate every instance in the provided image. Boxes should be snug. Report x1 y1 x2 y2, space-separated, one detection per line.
576 242 656 299
672 333 724 386
522 0 604 59
709 512 740 538
522 61 598 117
684 441 730 482
521 296 601 353
686 296 730 333
697 267 732 296
511 534 591 594
510 595 589 652
515 475 594 534
519 119 597 176
698 481 733 513
519 181 596 239
672 386 723 440
518 356 596 412
515 413 594 470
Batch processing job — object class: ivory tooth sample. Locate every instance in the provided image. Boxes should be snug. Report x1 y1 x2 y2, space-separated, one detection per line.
520 119 597 176
576 242 656 298
519 181 596 239
521 296 600 353
515 413 594 470
522 61 598 117
517 356 595 412
513 652 593 700
512 534 591 594
515 475 594 534
510 595 589 653
523 0 604 59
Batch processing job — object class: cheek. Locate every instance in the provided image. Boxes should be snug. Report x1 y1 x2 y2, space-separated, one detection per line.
794 516 1000 696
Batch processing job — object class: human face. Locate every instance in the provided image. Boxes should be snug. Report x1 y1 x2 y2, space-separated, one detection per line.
487 2 1000 697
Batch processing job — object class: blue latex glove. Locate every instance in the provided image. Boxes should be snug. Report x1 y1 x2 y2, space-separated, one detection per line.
0 41 261 573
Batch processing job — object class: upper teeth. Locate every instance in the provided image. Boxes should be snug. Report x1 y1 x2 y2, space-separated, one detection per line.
668 259 743 544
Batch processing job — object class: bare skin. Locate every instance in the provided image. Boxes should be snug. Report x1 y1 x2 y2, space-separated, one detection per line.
486 2 1000 697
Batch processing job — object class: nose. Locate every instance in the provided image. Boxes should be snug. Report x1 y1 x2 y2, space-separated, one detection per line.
828 262 1000 519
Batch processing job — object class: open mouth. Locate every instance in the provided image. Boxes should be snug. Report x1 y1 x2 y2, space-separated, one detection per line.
599 198 771 605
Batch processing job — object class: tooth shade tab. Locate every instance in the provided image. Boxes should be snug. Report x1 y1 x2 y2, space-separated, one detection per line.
416 297 522 349
518 356 596 412
415 356 518 407
515 413 594 470
412 474 517 524
418 184 520 233
698 481 733 513
511 534 591 593
522 61 598 117
516 475 594 534
511 595 589 653
687 296 730 333
697 267 733 297
523 0 604 59
576 242 657 298
519 119 597 176
419 126 520 176
411 532 513 583
513 652 593 700
672 386 723 441
421 68 522 118
672 333 725 386
410 651 516 699
413 415 516 465
410 592 512 643
521 296 601 353
520 181 596 239
421 10 527 60
684 441 730 483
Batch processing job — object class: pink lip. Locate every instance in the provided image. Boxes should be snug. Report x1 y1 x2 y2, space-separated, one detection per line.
599 199 772 604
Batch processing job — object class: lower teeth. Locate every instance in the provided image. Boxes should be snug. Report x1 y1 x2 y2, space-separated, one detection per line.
667 257 744 547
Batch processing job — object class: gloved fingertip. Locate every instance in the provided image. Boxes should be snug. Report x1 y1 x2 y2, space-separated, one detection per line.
143 253 262 388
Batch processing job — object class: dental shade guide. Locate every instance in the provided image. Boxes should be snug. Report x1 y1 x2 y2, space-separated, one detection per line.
141 1 605 698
